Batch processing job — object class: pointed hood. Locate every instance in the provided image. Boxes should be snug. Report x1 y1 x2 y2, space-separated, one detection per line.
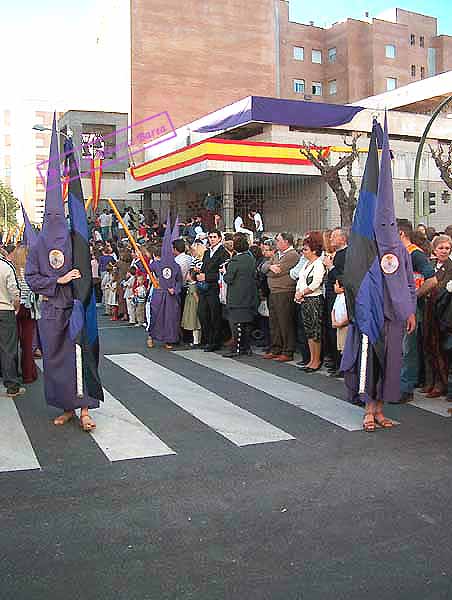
21 204 37 248
159 211 178 290
374 113 400 254
170 215 180 242
41 113 69 251
374 112 415 322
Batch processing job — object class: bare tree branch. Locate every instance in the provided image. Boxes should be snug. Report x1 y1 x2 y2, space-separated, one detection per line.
430 142 452 191
300 133 361 227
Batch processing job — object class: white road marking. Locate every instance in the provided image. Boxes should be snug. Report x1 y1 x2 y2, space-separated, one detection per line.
177 351 366 431
36 359 175 461
90 388 176 461
411 394 452 417
0 399 40 472
106 354 295 447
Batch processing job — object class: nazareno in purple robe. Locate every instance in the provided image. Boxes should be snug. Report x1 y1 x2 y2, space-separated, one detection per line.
149 260 182 344
25 237 100 410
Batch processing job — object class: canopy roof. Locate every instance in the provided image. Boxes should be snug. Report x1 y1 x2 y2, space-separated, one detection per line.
194 96 364 133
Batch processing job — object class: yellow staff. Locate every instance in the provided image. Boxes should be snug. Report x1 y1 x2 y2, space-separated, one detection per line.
85 196 92 211
5 227 13 244
17 224 25 243
107 198 159 289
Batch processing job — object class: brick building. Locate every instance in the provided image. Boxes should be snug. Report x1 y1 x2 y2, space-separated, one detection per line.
131 1 452 128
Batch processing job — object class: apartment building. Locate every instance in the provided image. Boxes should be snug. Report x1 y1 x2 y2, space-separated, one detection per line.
131 1 452 128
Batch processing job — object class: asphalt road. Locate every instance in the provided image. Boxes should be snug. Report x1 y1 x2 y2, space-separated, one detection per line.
1 314 452 600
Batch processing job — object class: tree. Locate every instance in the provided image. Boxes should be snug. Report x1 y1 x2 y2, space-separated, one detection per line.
300 133 361 227
0 181 19 236
429 142 452 190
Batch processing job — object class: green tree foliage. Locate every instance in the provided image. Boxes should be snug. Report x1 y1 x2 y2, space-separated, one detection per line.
0 181 19 234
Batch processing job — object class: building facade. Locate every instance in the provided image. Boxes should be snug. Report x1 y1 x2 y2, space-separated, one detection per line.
131 1 452 128
127 96 452 234
58 110 141 212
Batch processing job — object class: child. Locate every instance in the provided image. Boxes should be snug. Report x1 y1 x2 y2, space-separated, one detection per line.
331 277 349 378
134 274 147 327
101 262 114 315
110 267 120 321
123 266 137 325
180 268 201 346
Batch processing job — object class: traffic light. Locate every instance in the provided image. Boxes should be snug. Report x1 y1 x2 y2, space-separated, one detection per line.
423 191 436 214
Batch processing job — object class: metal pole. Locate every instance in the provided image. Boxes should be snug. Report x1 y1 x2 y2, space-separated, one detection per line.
413 94 452 226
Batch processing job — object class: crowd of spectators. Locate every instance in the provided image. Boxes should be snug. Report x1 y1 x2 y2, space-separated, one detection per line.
3 207 452 408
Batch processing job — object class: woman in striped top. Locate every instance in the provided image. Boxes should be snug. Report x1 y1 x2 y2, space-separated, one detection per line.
11 245 38 384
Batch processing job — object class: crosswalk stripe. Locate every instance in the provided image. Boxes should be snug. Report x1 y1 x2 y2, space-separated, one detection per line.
35 360 175 461
0 397 41 472
177 351 366 431
91 388 176 461
411 395 452 417
106 353 295 447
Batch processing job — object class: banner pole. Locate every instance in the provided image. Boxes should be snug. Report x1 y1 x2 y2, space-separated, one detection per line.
85 196 93 211
107 198 159 288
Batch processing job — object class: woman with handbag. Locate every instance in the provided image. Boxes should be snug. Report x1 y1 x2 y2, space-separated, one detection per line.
294 231 325 372
222 233 258 358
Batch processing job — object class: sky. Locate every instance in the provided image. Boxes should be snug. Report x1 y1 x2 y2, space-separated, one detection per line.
290 0 451 33
0 0 450 111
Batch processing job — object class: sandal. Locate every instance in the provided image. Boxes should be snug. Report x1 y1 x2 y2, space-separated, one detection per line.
374 413 394 428
80 414 96 432
146 337 154 349
363 413 376 432
53 411 75 426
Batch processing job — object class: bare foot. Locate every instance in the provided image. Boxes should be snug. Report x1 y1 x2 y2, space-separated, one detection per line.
53 411 75 426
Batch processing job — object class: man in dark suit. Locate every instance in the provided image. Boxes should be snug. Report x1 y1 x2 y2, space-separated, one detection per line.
323 227 348 374
197 230 229 351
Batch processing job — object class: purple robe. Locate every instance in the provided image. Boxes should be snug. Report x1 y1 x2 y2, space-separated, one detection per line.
26 235 100 410
149 260 182 343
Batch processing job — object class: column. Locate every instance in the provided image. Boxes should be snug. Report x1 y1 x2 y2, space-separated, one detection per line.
222 172 234 232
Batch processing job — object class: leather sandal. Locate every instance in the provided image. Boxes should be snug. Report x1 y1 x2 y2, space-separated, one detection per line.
80 414 96 432
374 413 394 428
53 411 75 426
363 413 376 432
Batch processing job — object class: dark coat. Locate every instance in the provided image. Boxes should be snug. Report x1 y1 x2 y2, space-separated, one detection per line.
200 244 230 285
224 252 258 323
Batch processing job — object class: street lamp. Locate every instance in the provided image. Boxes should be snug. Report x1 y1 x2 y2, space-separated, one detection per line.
32 124 73 139
413 94 452 226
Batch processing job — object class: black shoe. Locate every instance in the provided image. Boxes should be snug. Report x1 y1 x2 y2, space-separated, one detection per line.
222 351 240 358
204 345 220 352
304 366 322 373
296 360 309 367
399 392 414 404
6 385 25 398
329 370 344 378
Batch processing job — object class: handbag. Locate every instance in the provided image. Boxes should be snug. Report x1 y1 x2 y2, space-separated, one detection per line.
257 299 269 317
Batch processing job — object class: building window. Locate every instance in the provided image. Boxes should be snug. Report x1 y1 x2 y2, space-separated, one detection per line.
293 79 305 94
411 64 416 77
385 44 396 59
420 66 425 79
420 36 425 48
312 49 322 64
410 34 416 46
328 47 337 63
328 79 337 95
312 81 323 96
293 46 304 61
386 77 397 91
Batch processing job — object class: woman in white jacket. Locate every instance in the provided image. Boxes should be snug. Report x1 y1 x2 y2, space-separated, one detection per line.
294 231 326 372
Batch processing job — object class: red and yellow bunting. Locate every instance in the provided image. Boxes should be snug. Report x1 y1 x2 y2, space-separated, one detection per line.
91 158 103 212
130 138 331 182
